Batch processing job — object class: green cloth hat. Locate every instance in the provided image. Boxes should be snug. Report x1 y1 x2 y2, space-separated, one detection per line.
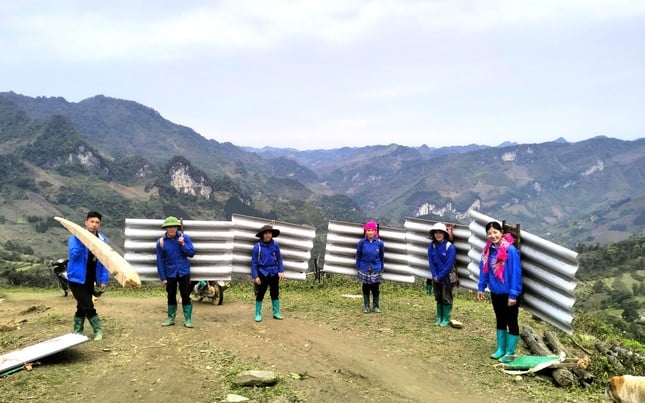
162 216 181 228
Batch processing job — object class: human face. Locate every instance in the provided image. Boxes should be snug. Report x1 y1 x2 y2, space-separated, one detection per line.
262 231 273 242
165 226 179 238
433 231 445 242
365 229 376 240
85 217 101 234
486 226 503 245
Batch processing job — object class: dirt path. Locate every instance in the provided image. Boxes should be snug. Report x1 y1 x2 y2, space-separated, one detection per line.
1 291 521 402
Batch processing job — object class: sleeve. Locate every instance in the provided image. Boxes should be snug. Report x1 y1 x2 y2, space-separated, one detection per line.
477 255 488 292
156 238 166 281
181 233 196 257
379 240 385 268
276 243 284 273
251 243 259 279
507 246 522 300
427 244 434 277
355 239 363 269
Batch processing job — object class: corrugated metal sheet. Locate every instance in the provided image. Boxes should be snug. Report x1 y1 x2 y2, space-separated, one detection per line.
468 209 579 334
231 214 316 281
403 218 472 285
0 333 89 375
322 220 415 283
124 218 234 281
123 215 316 282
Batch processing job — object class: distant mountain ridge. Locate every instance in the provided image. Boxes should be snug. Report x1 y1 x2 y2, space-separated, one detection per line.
0 91 642 260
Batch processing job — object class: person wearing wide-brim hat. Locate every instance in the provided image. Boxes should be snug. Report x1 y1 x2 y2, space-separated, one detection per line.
427 222 457 327
156 216 196 328
251 224 285 322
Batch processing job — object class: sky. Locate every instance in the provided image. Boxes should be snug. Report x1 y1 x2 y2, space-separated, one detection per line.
1 1 645 150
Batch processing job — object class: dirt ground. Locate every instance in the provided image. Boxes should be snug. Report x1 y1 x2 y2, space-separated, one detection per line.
0 289 598 403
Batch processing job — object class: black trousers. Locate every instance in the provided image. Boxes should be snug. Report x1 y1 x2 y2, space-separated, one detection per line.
362 282 380 297
166 274 192 306
491 293 521 335
69 281 97 318
255 273 280 302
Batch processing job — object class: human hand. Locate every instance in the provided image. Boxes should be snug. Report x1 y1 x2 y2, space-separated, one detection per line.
254 277 261 285
508 298 517 306
178 235 185 246
477 291 485 302
279 272 285 281
162 280 167 287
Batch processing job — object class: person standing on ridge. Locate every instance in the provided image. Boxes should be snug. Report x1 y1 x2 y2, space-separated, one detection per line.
251 224 285 322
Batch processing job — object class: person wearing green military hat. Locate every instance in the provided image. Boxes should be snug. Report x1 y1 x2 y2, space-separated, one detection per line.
156 216 196 328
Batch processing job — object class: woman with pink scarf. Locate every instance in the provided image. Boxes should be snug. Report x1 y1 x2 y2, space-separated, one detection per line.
476 221 522 364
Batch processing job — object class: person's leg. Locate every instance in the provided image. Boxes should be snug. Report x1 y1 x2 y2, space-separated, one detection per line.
434 284 443 325
362 283 370 313
490 293 508 359
162 278 179 326
440 284 454 327
69 281 91 334
178 275 193 328
500 297 521 363
371 282 381 313
268 274 282 319
255 273 269 321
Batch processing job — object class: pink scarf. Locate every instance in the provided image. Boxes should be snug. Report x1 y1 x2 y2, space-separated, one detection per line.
481 233 515 282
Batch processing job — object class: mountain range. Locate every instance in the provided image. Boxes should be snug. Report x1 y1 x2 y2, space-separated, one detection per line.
0 91 643 260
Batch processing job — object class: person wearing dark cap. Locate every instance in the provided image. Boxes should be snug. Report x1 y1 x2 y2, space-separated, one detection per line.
67 210 110 340
156 216 196 328
251 224 285 322
356 220 385 313
427 222 457 327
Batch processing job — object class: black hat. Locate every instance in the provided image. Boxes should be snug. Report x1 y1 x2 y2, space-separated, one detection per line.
255 224 280 238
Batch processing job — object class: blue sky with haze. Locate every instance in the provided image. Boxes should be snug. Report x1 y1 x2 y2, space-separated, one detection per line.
2 1 644 150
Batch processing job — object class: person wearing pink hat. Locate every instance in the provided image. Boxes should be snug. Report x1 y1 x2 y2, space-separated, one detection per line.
356 220 385 313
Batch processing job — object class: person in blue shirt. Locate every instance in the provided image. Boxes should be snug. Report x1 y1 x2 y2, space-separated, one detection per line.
67 210 110 340
427 222 457 327
251 224 285 322
156 216 196 328
356 220 385 313
477 221 523 363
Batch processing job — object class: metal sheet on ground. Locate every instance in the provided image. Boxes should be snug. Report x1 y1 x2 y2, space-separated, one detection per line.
0 333 90 375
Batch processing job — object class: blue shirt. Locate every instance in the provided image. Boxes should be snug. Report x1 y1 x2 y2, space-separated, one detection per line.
156 232 195 281
67 232 110 286
477 243 522 300
428 240 456 285
356 238 384 273
251 239 284 278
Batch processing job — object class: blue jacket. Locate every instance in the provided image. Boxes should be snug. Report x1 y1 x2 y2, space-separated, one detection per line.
477 243 522 300
251 239 284 278
156 232 195 281
356 238 384 273
67 232 110 286
428 240 456 285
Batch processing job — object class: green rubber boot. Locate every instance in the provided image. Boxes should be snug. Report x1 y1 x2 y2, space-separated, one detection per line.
440 304 452 327
255 301 262 322
490 329 507 359
183 304 193 328
500 334 519 363
73 316 84 334
272 299 283 320
162 305 177 326
373 293 381 313
434 304 443 326
88 315 103 341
